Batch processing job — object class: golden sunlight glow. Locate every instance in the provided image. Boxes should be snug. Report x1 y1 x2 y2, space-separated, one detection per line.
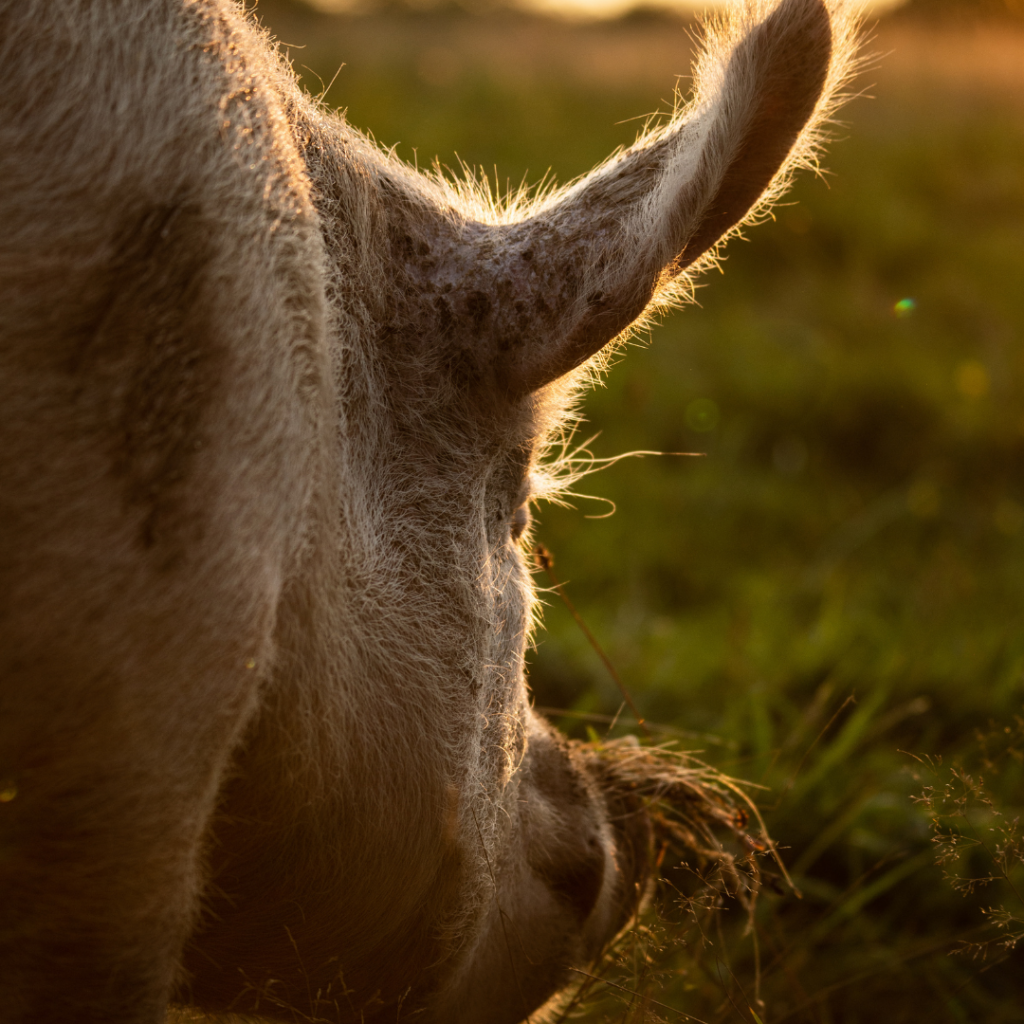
307 0 907 20
518 0 903 21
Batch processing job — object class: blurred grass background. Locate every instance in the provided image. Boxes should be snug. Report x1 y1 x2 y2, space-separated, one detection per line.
256 0 1024 1019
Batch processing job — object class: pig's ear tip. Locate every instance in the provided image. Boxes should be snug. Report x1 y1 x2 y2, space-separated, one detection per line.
473 0 860 395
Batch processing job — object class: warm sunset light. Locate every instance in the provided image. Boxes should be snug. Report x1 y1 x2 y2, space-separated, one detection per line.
307 0 906 17
8 0 1024 1021
519 0 903 19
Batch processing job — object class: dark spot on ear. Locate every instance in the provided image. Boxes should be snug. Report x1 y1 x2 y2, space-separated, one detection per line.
434 294 456 336
396 232 415 259
439 346 484 393
496 331 524 354
466 290 492 327
532 292 558 329
513 301 533 336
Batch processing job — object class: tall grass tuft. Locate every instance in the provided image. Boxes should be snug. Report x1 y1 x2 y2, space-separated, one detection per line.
909 717 1024 963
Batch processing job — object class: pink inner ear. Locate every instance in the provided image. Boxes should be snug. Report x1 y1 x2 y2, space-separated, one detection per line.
533 278 658 392
677 0 833 269
495 0 838 395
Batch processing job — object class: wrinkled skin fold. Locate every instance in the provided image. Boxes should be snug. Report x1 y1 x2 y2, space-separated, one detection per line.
0 1 857 1022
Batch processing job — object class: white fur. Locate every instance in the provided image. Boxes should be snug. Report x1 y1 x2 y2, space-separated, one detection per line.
0 2 857 1021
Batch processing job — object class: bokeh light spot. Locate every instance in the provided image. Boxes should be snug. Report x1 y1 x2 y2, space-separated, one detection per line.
907 480 940 519
786 207 813 235
894 298 917 319
772 435 808 476
417 46 459 88
994 498 1024 536
955 360 990 400
0 783 17 803
685 397 719 433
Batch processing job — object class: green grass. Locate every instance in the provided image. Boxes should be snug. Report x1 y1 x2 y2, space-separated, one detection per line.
263 6 1024 1019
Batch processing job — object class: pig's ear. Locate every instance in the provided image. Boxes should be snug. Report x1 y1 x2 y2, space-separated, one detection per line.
491 0 854 394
